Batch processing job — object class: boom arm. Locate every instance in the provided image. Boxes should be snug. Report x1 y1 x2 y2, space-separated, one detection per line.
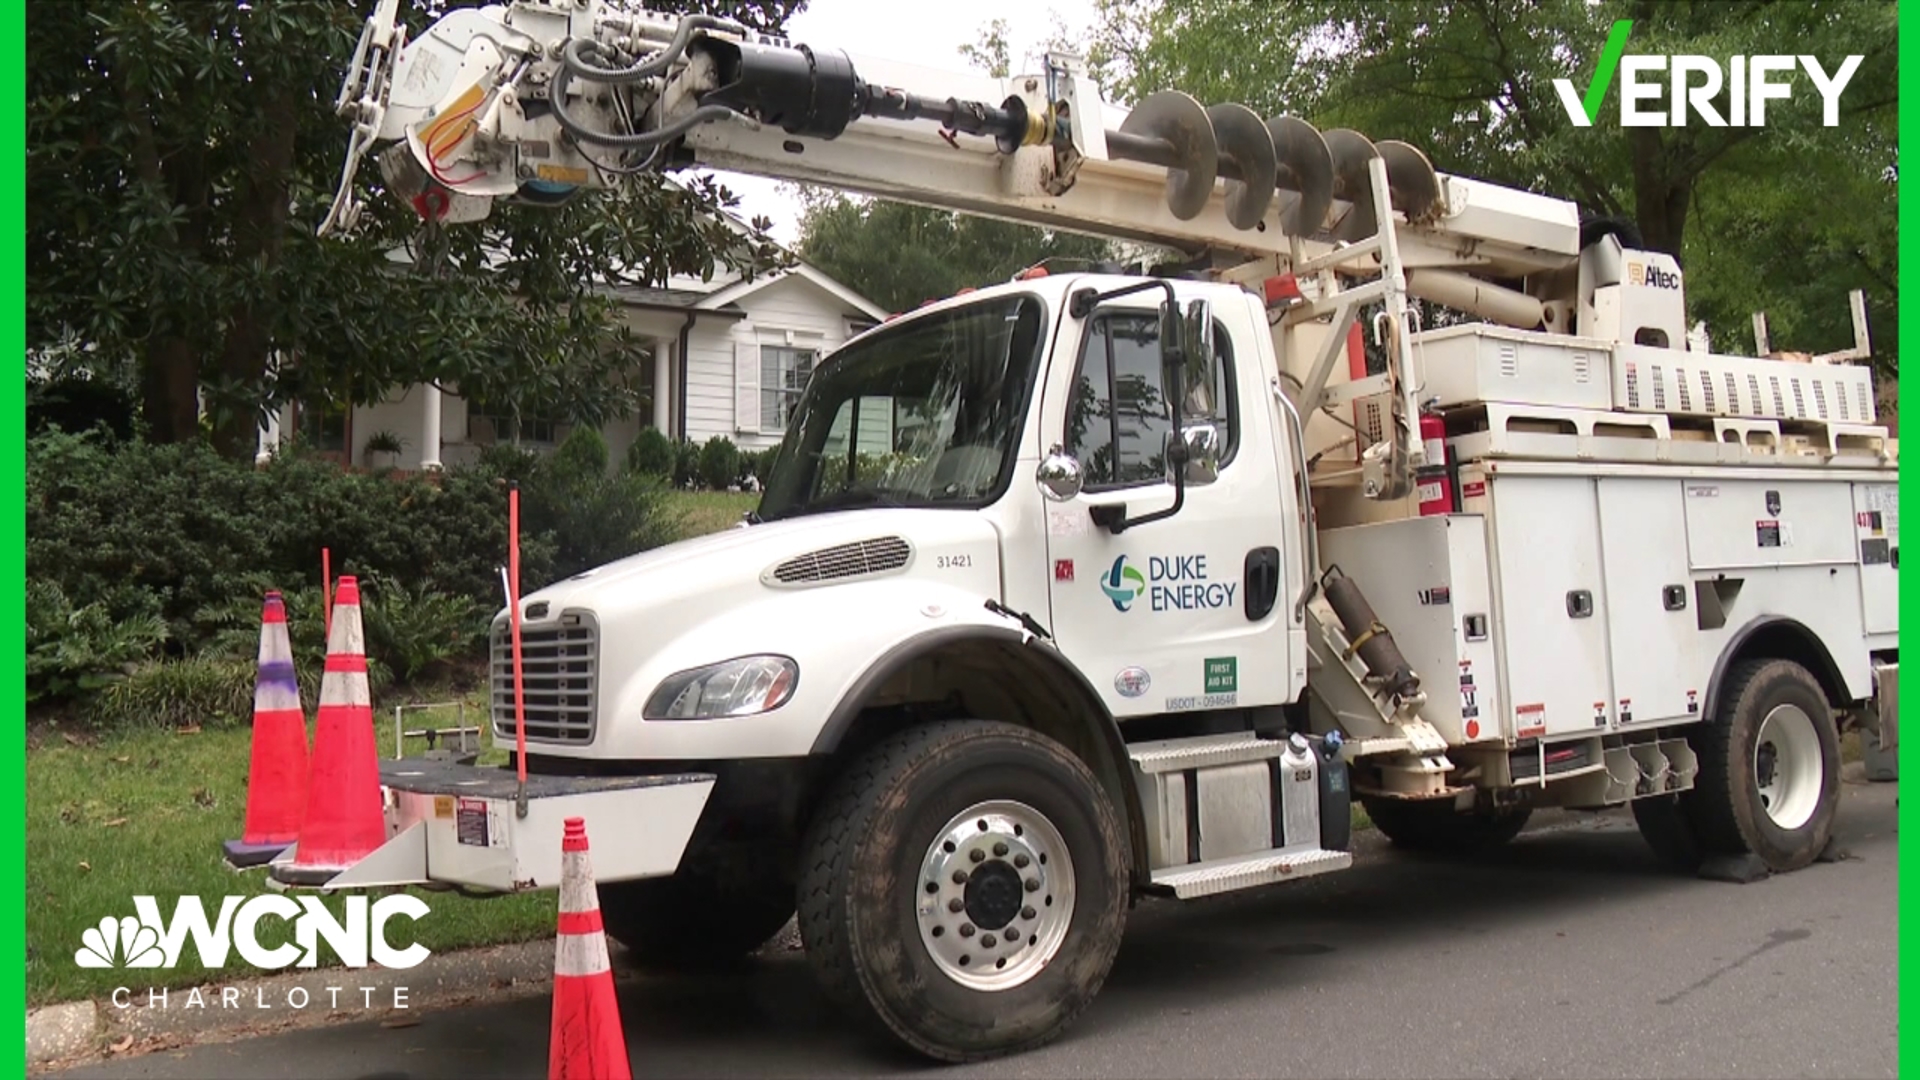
320 0 1579 280
321 0 1590 497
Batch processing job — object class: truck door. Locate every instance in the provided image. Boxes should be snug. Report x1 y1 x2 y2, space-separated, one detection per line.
1037 293 1295 718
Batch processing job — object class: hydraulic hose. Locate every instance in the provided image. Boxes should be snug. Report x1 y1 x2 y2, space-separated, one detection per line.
561 13 743 84
549 59 739 148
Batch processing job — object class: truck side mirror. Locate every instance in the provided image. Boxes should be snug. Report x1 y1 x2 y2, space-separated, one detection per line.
1167 422 1222 485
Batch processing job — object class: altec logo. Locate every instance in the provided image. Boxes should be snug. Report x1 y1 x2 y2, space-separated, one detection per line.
1554 20 1862 128
75 895 431 971
1627 261 1681 289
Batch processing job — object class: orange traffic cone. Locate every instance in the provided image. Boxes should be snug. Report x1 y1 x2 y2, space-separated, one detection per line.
549 818 631 1080
223 591 311 868
272 576 385 886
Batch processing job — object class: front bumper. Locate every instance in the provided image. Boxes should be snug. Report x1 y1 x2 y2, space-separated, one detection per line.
268 758 715 893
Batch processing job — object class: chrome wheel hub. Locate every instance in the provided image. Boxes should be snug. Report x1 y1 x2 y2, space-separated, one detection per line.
914 800 1074 991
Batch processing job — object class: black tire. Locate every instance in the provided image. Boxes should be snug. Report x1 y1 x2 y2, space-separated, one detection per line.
1362 795 1532 853
797 720 1130 1063
1687 659 1840 872
598 869 795 971
1631 793 1705 872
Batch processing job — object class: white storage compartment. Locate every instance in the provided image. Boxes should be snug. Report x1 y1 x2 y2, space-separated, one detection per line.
1414 324 1614 412
1853 482 1899 636
1319 515 1502 746
1613 342 1877 423
1482 476 1614 739
1681 479 1860 570
1596 479 1705 726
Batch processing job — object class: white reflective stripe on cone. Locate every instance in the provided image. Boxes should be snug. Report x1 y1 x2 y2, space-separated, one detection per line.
255 682 303 712
326 604 367 657
319 671 371 708
554 929 612 979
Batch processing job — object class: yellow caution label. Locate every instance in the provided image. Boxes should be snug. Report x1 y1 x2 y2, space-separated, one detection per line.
434 795 455 820
535 163 590 186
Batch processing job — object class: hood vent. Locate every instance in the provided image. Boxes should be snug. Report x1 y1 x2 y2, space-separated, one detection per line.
769 536 913 585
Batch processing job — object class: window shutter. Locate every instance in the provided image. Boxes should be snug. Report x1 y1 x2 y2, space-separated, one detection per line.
734 339 761 434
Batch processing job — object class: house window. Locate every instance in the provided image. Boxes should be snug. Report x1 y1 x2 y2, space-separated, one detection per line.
1066 312 1235 490
296 400 349 454
761 345 817 431
467 401 559 445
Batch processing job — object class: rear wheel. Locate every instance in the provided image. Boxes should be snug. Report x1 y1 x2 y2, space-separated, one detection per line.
1687 659 1840 872
1362 795 1532 853
798 721 1129 1062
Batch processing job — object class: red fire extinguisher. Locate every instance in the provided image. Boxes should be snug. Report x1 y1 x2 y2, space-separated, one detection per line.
1416 410 1452 516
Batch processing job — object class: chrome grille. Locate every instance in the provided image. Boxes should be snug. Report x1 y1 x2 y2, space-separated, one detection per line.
771 536 912 584
491 613 597 744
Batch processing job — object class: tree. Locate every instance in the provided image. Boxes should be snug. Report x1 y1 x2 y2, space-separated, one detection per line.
1086 0 1898 372
27 0 803 457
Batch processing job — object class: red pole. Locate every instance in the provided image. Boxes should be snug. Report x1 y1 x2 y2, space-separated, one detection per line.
509 485 528 789
321 547 333 638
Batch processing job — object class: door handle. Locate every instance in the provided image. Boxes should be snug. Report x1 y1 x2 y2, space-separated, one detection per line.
1245 547 1280 621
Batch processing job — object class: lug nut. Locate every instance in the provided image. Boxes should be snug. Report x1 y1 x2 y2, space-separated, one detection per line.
948 898 965 913
969 849 985 863
1014 854 1030 868
952 870 968 885
993 842 1009 856
959 924 975 938
981 933 996 947
1022 906 1036 920
1024 878 1040 892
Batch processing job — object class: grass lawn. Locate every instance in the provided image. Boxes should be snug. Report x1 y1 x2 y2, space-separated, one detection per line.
26 489 764 1007
25 697 561 1006
665 489 760 540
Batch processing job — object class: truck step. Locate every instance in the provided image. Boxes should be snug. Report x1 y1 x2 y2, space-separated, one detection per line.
1127 732 1288 774
1150 847 1353 899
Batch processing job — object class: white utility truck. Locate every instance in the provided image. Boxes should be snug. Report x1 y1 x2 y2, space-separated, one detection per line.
308 1 1900 1061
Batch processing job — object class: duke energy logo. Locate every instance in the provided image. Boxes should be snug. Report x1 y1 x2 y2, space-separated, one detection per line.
1101 556 1147 612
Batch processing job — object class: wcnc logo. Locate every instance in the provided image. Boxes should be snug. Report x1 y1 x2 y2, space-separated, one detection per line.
1555 19 1862 129
75 895 431 971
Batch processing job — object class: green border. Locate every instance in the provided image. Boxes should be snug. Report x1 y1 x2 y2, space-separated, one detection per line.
1901 2 1917 1077
0 3 1912 1078
6 0 27 1071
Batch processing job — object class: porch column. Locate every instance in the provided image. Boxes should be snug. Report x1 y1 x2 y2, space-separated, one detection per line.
255 408 281 464
419 382 443 470
652 340 672 436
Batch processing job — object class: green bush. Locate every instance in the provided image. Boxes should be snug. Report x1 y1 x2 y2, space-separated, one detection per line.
625 427 675 479
698 436 740 490
27 429 677 716
27 580 169 702
672 440 701 489
88 656 256 731
549 426 608 480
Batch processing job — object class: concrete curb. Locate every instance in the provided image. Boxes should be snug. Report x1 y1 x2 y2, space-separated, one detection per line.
29 938 559 1074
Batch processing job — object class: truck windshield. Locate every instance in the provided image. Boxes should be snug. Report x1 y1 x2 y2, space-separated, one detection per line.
757 295 1048 522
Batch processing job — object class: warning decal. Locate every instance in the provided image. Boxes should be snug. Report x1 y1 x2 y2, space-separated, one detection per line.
1516 703 1546 739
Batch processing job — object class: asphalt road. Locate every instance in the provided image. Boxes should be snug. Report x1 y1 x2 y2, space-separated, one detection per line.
57 781 1898 1080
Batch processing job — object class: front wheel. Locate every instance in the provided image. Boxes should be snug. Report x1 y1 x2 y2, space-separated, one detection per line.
798 721 1130 1062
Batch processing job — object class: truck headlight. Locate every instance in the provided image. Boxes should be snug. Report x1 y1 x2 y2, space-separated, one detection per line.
644 655 799 720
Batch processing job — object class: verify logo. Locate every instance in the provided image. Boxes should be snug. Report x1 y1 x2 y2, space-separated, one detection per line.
1554 19 1862 129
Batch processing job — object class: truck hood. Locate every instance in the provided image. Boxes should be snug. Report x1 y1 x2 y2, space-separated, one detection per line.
506 508 1005 624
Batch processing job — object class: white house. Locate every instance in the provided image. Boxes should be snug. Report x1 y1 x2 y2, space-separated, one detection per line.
257 247 887 472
